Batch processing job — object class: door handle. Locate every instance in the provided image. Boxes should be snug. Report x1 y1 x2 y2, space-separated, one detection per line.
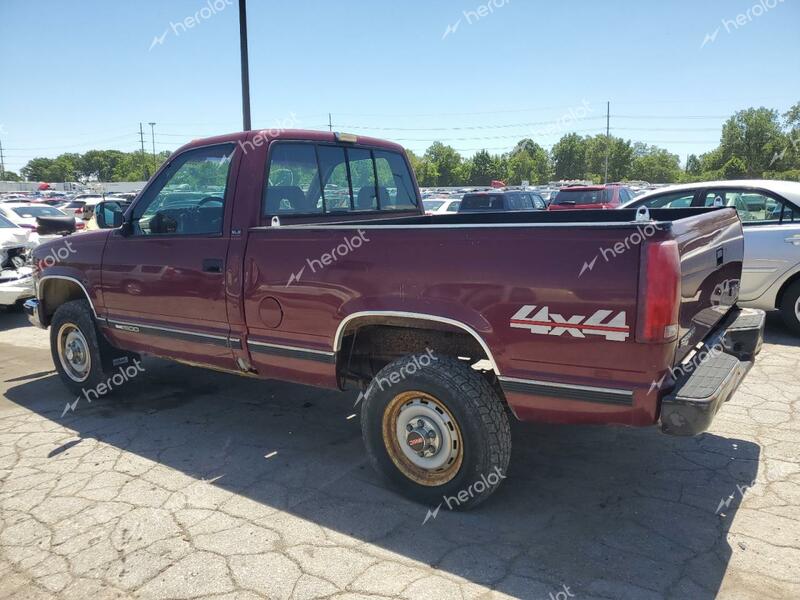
202 258 224 273
785 236 800 245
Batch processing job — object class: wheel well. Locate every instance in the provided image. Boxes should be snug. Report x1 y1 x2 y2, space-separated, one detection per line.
336 316 496 388
775 271 800 309
39 278 91 327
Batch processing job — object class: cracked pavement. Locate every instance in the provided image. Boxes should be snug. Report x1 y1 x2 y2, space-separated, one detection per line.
0 311 798 599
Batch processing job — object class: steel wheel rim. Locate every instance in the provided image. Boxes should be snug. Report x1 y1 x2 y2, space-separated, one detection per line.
382 390 463 486
795 297 800 322
57 324 91 383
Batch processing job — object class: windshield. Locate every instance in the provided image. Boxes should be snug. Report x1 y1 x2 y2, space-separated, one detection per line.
0 214 18 228
552 189 610 205
12 206 64 218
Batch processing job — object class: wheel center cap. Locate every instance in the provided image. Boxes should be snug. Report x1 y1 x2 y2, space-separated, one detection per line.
405 431 426 453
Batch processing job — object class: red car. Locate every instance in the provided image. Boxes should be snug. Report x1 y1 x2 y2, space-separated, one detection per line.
26 130 763 507
549 183 635 210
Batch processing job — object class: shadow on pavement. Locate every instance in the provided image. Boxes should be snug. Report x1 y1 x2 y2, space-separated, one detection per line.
5 354 760 599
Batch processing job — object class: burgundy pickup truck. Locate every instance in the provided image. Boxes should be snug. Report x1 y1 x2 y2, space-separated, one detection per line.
26 129 764 507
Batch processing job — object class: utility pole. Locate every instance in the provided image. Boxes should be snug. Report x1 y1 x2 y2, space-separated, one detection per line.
603 101 610 184
328 113 333 132
238 0 252 131
148 122 157 172
0 138 5 179
139 123 147 180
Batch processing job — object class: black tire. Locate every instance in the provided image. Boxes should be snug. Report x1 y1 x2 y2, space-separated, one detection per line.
49 299 112 397
779 280 800 335
360 355 511 510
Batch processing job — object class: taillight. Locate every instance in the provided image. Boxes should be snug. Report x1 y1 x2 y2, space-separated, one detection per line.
75 207 83 214
637 240 680 343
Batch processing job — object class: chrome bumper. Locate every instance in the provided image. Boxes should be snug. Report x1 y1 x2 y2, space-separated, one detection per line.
23 298 45 328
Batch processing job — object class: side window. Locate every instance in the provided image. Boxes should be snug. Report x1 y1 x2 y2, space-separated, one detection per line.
531 194 546 209
264 143 323 215
447 201 460 212
704 190 781 223
640 191 695 208
132 143 233 236
782 202 800 222
519 194 535 209
349 148 378 211
374 150 418 211
318 146 352 213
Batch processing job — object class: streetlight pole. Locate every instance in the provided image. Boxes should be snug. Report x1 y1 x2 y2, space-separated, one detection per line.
148 122 157 172
238 0 252 131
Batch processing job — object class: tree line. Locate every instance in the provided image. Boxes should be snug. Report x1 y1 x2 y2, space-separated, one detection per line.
1 149 173 183
3 102 799 186
407 102 800 186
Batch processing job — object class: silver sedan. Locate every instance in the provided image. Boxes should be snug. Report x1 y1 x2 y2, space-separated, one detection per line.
621 180 800 334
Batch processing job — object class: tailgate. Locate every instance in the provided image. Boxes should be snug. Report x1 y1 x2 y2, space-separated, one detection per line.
667 207 744 364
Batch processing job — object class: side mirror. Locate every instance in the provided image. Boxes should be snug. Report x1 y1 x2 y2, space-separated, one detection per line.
36 215 76 236
95 201 126 229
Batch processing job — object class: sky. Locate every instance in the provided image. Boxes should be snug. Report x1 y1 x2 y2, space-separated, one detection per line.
1 0 799 175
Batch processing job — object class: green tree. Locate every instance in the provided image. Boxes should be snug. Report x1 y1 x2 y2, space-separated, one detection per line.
423 142 463 186
685 154 702 176
468 150 495 185
0 170 21 181
722 156 747 179
551 133 587 180
718 107 786 177
507 139 550 184
629 145 681 183
585 135 633 182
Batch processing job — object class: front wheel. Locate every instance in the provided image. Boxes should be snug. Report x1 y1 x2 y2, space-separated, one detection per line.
779 280 800 335
360 355 511 510
50 299 111 396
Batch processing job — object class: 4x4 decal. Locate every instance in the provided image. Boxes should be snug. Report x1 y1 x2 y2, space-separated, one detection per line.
510 305 630 342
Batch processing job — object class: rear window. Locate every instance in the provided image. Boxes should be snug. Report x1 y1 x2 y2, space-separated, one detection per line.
552 188 610 206
12 206 63 218
0 214 16 228
264 143 418 216
423 200 445 211
64 201 87 209
460 194 505 211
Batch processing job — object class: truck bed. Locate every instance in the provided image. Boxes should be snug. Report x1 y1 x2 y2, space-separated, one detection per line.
242 206 743 426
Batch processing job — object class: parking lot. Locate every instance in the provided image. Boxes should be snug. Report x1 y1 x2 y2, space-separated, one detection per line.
0 309 798 600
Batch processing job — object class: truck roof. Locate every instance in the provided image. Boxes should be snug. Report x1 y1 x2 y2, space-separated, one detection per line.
175 129 407 155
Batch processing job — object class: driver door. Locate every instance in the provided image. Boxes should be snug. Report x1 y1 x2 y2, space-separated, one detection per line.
100 143 239 370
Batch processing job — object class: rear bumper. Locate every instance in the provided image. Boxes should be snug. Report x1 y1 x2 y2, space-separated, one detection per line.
660 307 765 436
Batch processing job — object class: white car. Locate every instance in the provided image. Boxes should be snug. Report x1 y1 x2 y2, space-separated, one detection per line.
423 198 462 215
622 180 800 333
0 213 35 308
59 195 105 217
0 202 81 242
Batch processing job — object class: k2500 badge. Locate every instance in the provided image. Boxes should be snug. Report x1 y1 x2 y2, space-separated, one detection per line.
510 305 630 342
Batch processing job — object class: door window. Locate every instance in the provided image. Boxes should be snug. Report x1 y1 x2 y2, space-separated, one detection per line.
132 144 234 235
704 190 781 223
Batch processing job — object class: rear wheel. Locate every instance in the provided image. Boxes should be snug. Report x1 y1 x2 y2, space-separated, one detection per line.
361 355 511 510
779 280 800 335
